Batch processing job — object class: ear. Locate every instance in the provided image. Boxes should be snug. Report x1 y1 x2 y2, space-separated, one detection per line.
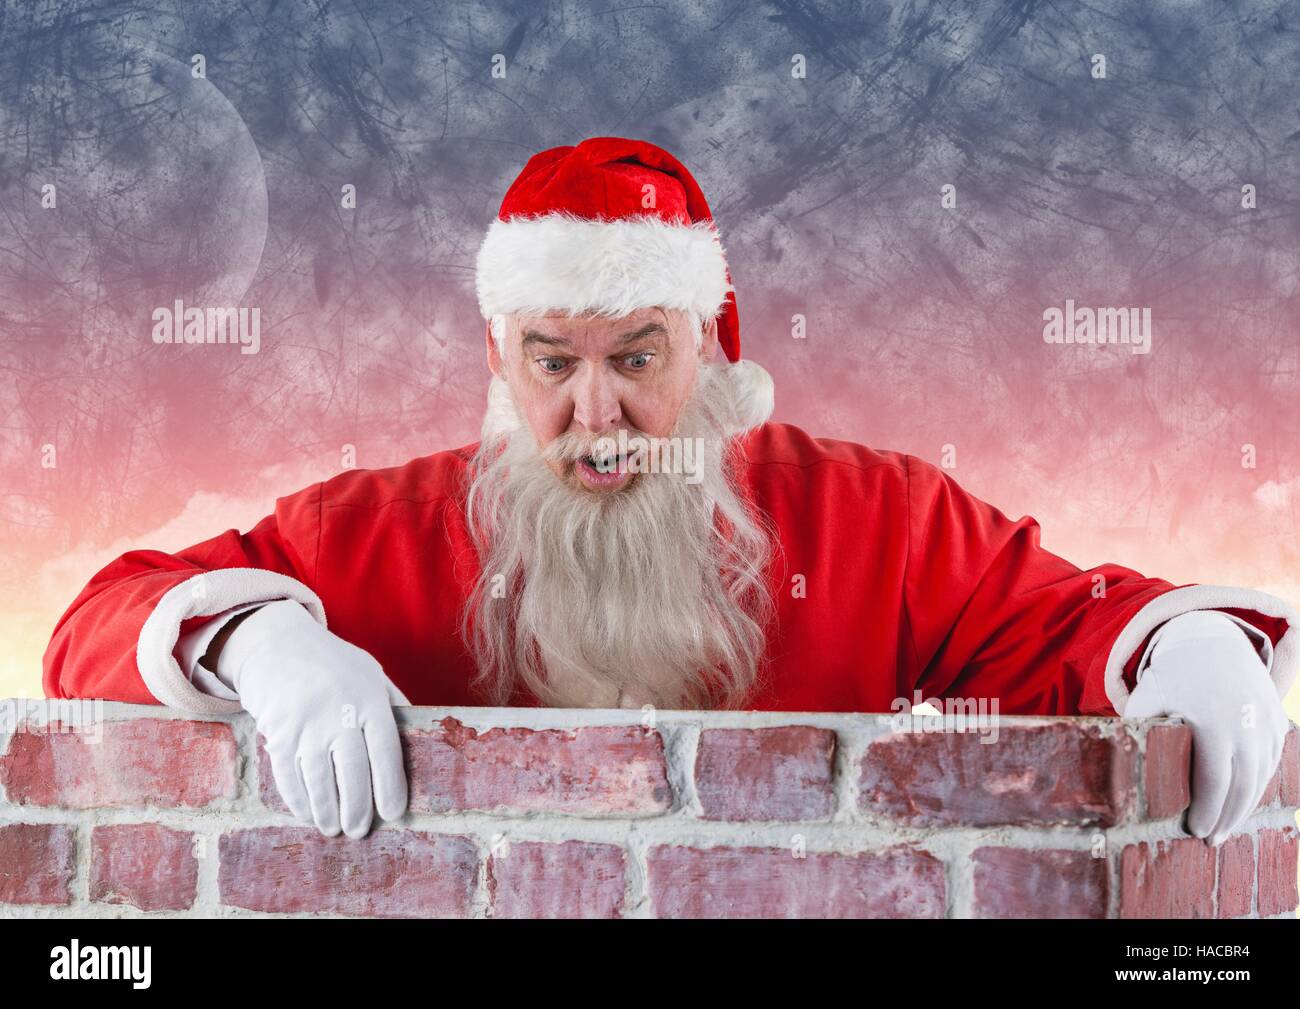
698 313 719 361
486 319 503 377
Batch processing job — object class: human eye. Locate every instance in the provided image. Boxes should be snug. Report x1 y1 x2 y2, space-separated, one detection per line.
536 356 570 375
622 351 654 371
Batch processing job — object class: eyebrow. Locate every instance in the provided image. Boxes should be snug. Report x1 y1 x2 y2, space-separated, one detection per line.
520 330 571 350
520 322 667 352
615 322 667 345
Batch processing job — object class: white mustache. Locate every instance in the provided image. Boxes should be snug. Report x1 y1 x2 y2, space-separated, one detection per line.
542 430 648 464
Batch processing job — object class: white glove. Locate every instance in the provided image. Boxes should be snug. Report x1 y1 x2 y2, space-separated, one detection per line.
1125 609 1288 847
216 599 410 838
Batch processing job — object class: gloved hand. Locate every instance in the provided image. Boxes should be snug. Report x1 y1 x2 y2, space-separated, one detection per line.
217 599 410 838
1125 609 1289 847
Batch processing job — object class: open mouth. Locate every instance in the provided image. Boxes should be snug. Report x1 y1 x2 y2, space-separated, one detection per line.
581 452 621 472
574 453 633 490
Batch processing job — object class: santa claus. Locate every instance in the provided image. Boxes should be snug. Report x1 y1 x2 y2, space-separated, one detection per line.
45 138 1296 848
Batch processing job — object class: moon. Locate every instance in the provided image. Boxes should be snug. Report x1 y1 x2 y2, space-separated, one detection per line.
56 46 270 313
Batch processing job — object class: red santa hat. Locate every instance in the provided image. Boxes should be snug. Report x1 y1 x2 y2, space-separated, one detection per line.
475 137 772 429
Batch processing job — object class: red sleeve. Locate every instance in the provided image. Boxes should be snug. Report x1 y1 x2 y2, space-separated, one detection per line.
42 483 326 712
902 455 1298 716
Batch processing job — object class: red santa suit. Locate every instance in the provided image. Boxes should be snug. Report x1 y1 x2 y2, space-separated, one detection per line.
39 137 1300 718
42 419 1298 717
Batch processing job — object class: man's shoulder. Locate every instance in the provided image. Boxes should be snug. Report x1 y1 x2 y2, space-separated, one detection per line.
740 422 913 484
306 442 478 513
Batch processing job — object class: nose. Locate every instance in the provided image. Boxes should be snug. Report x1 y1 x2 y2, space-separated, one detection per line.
570 367 622 434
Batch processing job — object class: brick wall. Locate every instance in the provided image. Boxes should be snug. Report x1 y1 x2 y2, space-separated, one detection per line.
0 701 1296 918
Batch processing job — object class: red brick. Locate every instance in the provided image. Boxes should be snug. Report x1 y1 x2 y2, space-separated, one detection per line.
1279 726 1300 807
1119 839 1215 918
1258 767 1281 809
1144 724 1191 819
256 735 290 813
1215 834 1254 919
219 828 476 917
0 720 238 809
403 718 671 816
487 840 625 919
695 726 836 821
972 847 1108 918
647 844 944 918
0 823 76 905
1256 826 1299 917
859 723 1137 827
91 824 198 912
1258 725 1299 810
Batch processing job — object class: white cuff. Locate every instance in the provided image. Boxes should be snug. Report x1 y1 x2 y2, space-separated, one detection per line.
138 568 327 715
1106 585 1298 715
174 601 270 701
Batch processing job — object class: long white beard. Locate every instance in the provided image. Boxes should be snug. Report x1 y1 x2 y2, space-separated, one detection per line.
463 363 775 709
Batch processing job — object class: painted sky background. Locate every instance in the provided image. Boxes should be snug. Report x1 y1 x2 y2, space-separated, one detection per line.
0 0 1298 717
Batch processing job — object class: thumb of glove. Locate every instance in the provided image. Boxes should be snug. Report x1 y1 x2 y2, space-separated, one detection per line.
1123 666 1170 720
385 677 412 707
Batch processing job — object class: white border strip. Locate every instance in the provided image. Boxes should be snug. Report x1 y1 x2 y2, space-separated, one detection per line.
475 212 732 320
